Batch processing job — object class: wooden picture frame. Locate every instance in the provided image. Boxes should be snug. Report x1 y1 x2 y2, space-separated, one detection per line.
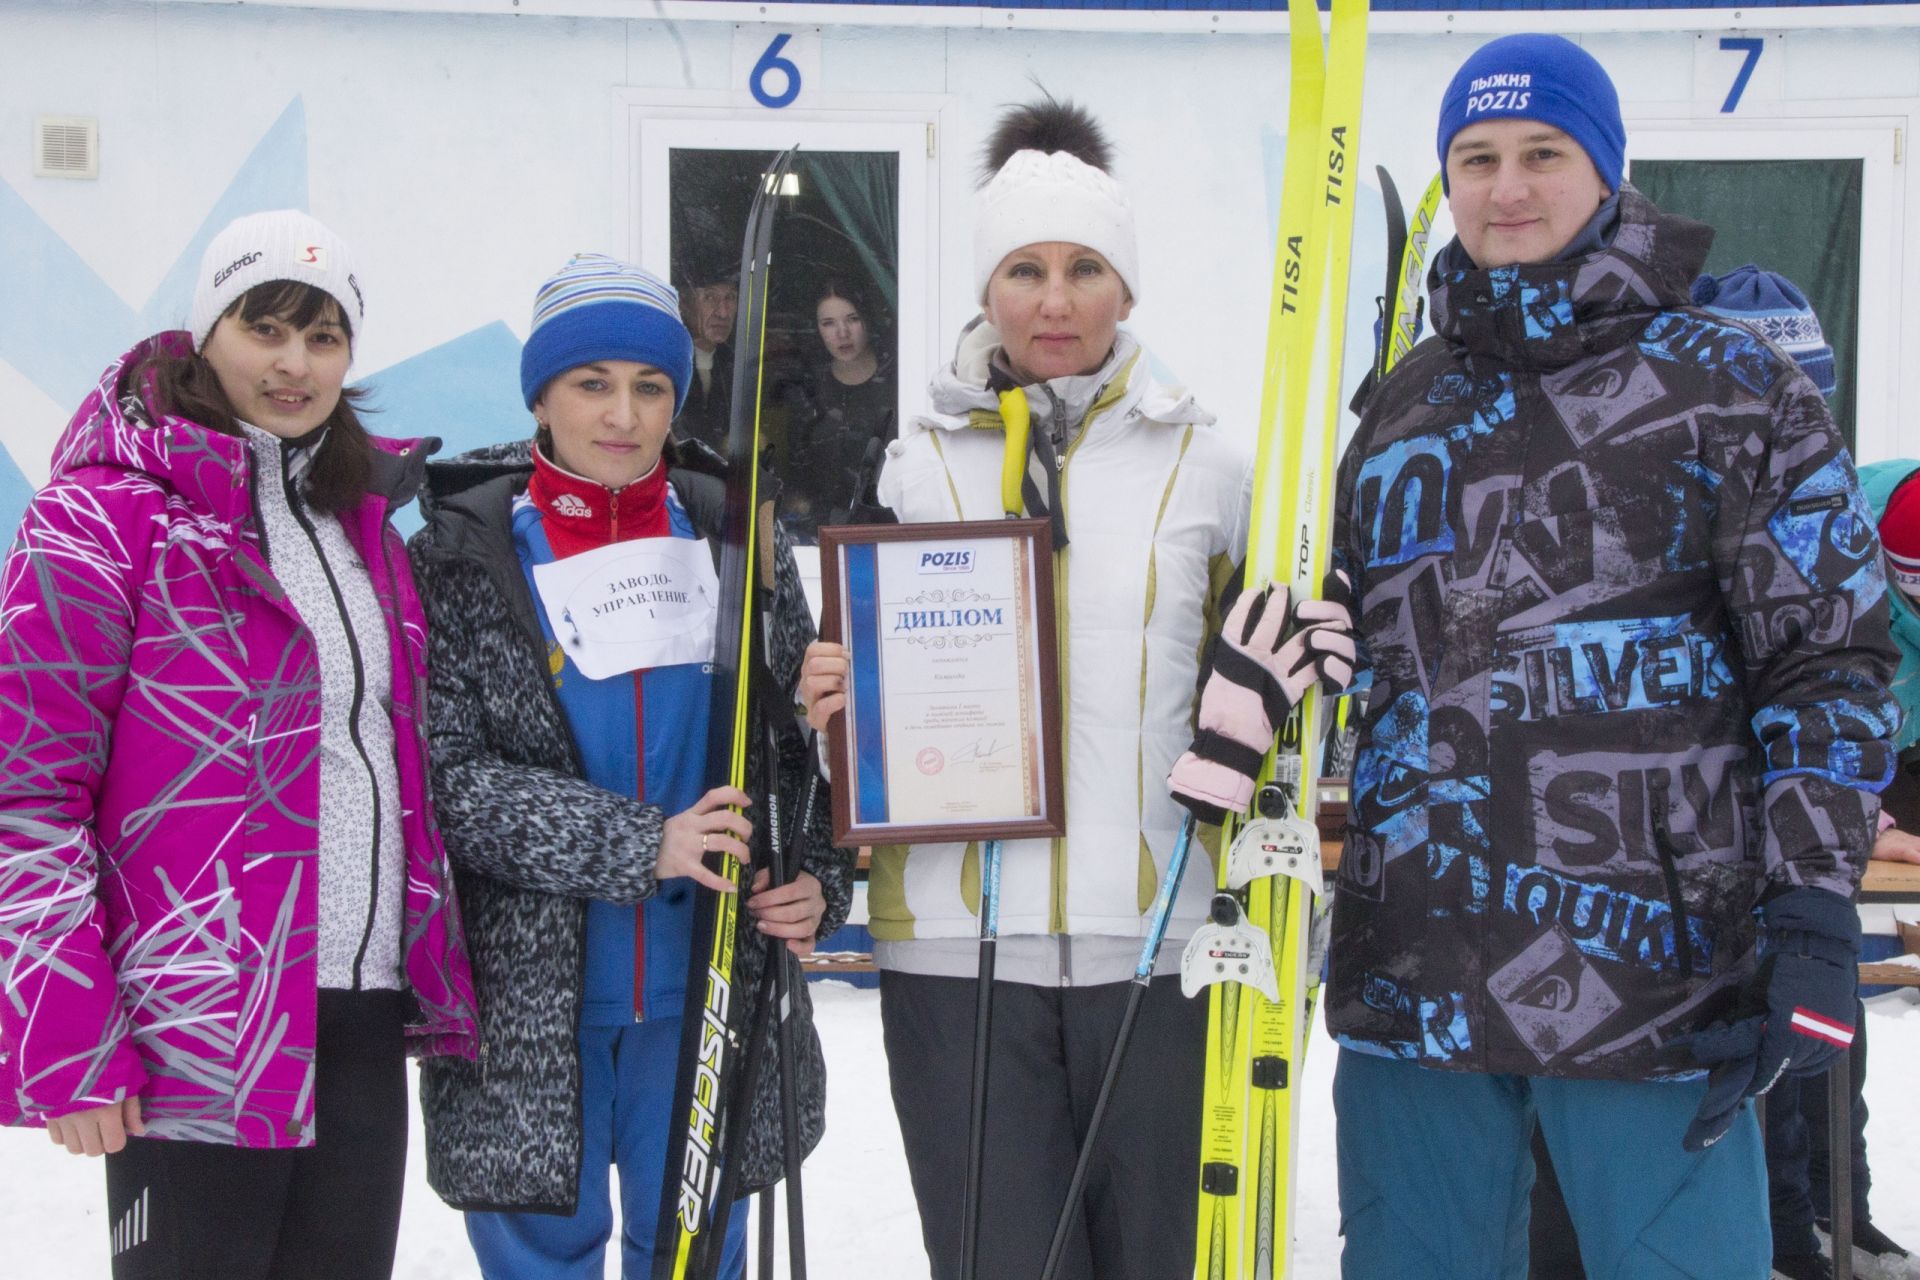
818 518 1065 847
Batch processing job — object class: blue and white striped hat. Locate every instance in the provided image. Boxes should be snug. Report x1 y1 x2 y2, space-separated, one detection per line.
521 253 695 412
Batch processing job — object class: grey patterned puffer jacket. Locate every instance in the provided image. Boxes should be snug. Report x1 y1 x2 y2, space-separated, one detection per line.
1326 188 1899 1082
409 439 852 1213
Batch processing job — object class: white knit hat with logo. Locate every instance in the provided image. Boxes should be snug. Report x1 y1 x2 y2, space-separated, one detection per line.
188 209 365 355
973 148 1140 305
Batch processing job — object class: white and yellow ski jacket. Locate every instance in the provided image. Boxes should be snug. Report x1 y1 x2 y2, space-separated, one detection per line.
869 321 1252 952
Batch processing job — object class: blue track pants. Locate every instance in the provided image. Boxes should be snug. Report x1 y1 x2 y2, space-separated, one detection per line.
466 1018 750 1280
1334 1047 1769 1279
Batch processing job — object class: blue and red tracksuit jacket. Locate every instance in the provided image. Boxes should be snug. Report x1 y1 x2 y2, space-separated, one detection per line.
512 449 712 1025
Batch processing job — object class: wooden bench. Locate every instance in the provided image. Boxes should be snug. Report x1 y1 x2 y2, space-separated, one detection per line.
1858 959 1920 987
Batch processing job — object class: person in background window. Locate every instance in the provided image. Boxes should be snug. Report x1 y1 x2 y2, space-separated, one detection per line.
673 251 740 455
784 276 896 537
0 210 478 1280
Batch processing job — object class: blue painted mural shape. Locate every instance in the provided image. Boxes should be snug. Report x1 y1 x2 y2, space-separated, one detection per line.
0 95 533 544
0 451 33 550
0 99 309 542
0 98 310 416
355 321 529 536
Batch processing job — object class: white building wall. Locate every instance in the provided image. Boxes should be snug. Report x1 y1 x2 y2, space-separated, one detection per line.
1 0 1915 537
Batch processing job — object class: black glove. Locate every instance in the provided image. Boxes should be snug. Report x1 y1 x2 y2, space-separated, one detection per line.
1680 887 1860 1153
1168 570 1355 825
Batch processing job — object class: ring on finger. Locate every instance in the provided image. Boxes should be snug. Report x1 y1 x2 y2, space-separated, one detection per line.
702 832 710 853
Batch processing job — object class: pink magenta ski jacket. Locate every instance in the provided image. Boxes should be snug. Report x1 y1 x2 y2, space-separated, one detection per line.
0 334 477 1147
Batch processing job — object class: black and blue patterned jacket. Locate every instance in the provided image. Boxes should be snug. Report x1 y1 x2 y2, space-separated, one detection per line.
1326 188 1899 1081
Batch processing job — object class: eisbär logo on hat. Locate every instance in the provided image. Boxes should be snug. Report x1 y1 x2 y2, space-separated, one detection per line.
188 210 365 356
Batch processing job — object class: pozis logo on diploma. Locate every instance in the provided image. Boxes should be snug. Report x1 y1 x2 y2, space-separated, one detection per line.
826 519 1064 846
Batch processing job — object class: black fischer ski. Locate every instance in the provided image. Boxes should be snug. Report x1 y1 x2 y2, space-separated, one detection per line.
1347 165 1408 421
1373 166 1407 386
699 652 815 1280
653 146 799 1280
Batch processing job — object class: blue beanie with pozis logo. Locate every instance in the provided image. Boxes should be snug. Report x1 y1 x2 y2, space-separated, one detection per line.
1436 34 1625 196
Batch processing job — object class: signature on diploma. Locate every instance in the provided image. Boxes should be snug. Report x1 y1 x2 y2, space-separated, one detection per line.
950 736 1016 765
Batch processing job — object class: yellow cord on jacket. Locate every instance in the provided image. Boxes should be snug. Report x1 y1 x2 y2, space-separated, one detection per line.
997 386 1031 519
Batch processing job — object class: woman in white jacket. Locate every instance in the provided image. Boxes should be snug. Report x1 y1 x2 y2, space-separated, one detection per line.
800 97 1250 1280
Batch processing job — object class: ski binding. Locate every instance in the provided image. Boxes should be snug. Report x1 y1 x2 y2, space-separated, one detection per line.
1224 813 1323 895
1180 892 1280 1002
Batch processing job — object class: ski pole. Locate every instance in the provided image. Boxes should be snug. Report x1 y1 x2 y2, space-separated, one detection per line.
1038 814 1197 1280
769 742 818 1279
958 837 1005 1280
756 1188 775 1279
696 657 806 1278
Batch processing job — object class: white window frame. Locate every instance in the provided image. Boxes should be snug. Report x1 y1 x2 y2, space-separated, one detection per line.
1625 113 1906 465
611 89 952 446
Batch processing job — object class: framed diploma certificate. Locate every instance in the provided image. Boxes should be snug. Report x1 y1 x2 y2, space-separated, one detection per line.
819 518 1065 847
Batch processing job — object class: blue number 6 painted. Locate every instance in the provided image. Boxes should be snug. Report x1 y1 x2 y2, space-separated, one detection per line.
751 34 802 109
1720 37 1764 114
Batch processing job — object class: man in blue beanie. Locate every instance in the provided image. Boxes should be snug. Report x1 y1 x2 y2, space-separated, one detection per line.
1323 34 1899 1280
1434 32 1625 270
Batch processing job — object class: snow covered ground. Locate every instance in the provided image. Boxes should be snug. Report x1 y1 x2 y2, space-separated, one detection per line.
8 984 1919 1278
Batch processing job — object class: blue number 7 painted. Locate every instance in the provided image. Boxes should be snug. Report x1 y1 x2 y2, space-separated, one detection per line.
1720 37 1765 114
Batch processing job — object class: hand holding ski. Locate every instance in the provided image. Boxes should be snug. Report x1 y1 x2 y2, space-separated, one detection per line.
1169 575 1358 825
744 868 825 958
660 787 756 892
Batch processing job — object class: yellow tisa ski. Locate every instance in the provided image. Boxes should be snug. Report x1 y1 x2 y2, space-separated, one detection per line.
1180 0 1369 1274
1183 0 1322 1273
1183 0 1368 1275
1246 0 1369 1274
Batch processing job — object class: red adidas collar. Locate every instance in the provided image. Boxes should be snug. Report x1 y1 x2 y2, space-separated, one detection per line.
528 444 670 557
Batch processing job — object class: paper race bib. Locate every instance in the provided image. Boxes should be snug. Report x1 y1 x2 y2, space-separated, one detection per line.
531 536 719 680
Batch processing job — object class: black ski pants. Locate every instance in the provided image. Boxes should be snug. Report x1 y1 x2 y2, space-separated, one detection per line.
103 989 409 1280
880 969 1207 1280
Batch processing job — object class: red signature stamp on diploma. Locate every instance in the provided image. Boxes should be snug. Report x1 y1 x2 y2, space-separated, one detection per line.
916 747 945 776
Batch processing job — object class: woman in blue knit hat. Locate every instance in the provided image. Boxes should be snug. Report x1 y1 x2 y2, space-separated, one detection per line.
1325 34 1897 1280
407 253 855 1278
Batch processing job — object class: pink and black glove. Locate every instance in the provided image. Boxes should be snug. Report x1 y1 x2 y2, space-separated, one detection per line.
1168 570 1357 824
1680 887 1860 1152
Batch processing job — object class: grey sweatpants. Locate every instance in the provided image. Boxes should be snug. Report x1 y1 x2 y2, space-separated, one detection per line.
880 969 1207 1280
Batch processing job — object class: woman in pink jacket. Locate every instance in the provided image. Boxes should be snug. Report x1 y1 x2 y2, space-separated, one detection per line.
0 210 477 1280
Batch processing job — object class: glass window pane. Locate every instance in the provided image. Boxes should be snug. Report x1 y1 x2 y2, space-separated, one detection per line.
1632 158 1861 449
669 149 901 541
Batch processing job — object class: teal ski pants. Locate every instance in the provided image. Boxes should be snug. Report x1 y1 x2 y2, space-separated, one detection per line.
1333 1047 1769 1280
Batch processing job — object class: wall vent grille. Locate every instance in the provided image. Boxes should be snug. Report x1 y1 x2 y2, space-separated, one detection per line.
35 116 98 179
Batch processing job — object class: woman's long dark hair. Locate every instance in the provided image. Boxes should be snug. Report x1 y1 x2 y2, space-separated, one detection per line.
136 280 374 515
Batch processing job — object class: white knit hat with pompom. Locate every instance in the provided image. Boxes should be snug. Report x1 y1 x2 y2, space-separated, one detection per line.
973 140 1139 304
